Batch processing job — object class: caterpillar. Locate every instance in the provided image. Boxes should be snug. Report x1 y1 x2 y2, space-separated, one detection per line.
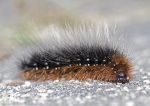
0 23 133 84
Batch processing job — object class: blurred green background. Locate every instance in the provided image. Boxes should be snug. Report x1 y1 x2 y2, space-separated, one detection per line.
0 0 150 59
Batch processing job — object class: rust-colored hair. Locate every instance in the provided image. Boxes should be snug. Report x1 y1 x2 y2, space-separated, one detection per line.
21 54 133 84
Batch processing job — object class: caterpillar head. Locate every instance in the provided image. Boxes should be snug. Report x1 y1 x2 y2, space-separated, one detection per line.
112 55 133 84
115 65 129 84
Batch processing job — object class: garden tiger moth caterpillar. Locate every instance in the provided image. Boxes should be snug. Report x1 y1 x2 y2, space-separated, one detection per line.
0 23 133 84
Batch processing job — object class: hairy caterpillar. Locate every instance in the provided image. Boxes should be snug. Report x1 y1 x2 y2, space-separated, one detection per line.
0 24 133 84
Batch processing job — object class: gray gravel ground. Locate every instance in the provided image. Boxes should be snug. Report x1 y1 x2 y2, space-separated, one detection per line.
0 33 150 106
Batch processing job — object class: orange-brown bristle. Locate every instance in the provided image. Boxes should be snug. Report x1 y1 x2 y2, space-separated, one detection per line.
21 65 116 81
21 54 133 83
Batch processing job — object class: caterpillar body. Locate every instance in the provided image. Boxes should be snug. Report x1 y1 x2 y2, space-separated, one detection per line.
1 24 133 84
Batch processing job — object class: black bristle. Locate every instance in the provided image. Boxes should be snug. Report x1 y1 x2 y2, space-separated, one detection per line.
20 46 120 70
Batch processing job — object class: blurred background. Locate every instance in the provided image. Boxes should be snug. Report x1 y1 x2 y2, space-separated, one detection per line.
0 0 150 59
